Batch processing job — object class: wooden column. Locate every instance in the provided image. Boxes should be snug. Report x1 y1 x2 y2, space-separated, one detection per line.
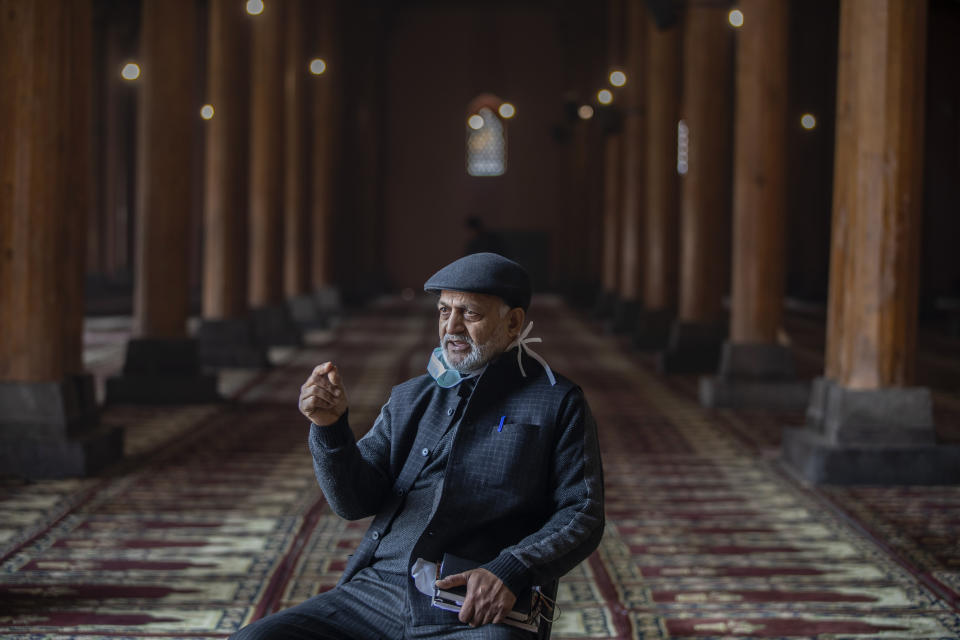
597 0 626 315
202 0 250 323
310 0 340 301
108 0 218 403
783 0 960 485
823 4 856 383
1 0 83 382
677 5 732 326
249 2 284 310
600 135 623 302
309 0 343 317
729 0 788 346
247 1 302 345
833 0 927 391
616 1 647 310
659 3 733 373
283 0 309 301
0 0 122 477
132 0 195 340
700 0 808 409
636 20 680 348
196 0 267 367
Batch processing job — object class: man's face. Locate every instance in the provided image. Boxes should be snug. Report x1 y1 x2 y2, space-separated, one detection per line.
438 290 523 373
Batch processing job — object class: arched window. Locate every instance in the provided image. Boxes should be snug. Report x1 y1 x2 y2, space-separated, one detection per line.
466 95 507 177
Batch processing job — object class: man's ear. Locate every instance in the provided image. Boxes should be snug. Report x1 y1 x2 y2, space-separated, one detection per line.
506 307 525 339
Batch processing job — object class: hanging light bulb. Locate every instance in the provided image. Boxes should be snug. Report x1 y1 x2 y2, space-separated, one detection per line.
120 62 140 81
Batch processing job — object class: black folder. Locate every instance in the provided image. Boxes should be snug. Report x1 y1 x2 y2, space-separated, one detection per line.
431 553 549 633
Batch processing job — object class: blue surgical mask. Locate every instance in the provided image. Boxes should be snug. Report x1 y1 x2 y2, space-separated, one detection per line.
427 347 464 388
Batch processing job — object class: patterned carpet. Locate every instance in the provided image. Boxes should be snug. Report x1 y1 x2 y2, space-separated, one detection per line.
1 295 959 639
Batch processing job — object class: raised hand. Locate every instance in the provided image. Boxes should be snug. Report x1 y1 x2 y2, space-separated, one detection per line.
299 362 348 426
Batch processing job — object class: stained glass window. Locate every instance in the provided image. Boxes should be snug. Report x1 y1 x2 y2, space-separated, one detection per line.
466 107 506 177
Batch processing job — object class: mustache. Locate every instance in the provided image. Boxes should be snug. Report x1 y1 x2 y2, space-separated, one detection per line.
442 333 475 347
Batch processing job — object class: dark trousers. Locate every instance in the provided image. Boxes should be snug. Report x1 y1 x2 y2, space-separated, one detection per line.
231 567 534 640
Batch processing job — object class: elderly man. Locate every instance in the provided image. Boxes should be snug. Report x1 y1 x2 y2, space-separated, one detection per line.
234 253 604 639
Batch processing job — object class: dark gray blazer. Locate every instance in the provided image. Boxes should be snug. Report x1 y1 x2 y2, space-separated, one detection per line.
309 348 604 626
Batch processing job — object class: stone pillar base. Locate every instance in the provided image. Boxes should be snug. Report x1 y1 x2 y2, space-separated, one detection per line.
251 304 303 347
563 282 598 309
701 377 810 409
633 308 674 350
657 321 725 373
289 294 322 326
107 338 220 404
606 299 642 334
806 377 935 445
781 427 960 485
780 378 956 484
0 376 123 478
593 290 618 320
700 342 809 409
314 286 342 315
196 318 270 368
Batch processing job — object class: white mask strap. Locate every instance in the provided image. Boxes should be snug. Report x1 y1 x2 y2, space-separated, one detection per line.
507 321 556 386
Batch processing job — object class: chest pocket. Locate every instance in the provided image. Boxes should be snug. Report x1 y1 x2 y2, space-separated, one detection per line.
461 421 550 490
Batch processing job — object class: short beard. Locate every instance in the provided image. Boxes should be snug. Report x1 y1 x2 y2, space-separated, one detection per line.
442 333 497 373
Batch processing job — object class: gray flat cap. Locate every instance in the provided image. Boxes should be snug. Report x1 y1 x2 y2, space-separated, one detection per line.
424 253 532 310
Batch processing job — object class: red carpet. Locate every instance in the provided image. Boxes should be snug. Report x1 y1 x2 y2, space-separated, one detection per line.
1 296 958 638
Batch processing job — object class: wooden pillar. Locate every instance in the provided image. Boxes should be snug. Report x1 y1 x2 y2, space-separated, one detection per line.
310 1 337 291
783 0 960 485
823 3 856 384
202 0 250 323
700 0 808 409
0 0 122 477
728 0 788 346
248 1 302 345
636 20 680 348
611 0 647 330
835 0 926 390
600 135 623 304
659 3 733 373
283 0 321 325
107 0 218 403
132 0 195 340
196 0 267 367
597 0 626 316
308 0 343 317
249 2 284 311
283 0 309 300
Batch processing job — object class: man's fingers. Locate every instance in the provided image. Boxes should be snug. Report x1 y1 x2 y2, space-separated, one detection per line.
328 366 342 388
301 384 339 405
308 362 335 384
458 587 476 625
435 572 467 589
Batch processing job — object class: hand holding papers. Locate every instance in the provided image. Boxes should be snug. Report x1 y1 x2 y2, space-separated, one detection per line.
432 553 556 632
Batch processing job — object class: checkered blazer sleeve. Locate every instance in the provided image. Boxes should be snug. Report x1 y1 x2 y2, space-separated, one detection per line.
308 400 395 520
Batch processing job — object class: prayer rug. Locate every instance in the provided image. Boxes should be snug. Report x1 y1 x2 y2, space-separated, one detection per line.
1 295 958 639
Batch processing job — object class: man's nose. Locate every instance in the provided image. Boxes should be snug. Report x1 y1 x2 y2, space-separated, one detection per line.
444 310 465 334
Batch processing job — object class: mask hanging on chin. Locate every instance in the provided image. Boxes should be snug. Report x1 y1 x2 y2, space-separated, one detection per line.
427 347 465 388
